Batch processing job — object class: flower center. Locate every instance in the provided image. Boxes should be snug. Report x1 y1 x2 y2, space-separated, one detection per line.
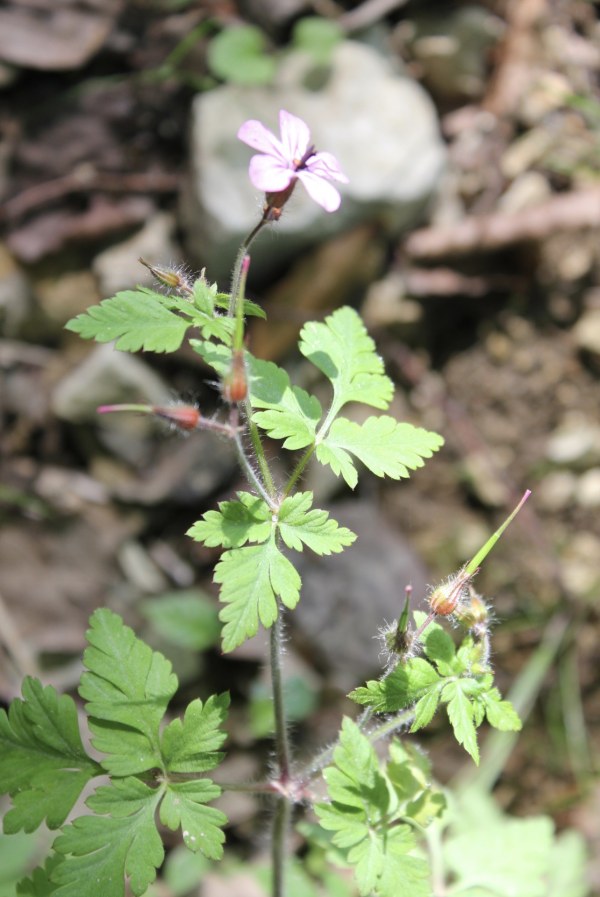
293 144 316 171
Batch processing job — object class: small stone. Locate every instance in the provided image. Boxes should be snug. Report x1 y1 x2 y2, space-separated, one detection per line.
361 272 422 327
546 421 600 464
560 532 600 599
118 540 168 593
537 470 577 511
92 212 180 298
500 128 553 180
572 310 600 355
519 71 572 126
35 270 102 324
462 451 510 507
575 468 600 508
497 171 551 214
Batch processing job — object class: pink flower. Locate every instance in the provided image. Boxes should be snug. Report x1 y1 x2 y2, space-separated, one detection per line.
237 110 349 213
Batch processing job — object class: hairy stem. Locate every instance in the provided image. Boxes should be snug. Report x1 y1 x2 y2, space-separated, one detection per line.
244 397 277 500
228 219 266 317
233 423 276 510
282 443 316 498
270 607 291 778
271 795 291 897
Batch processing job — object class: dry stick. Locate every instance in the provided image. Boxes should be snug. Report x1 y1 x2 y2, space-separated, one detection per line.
0 590 39 680
404 187 600 260
338 0 409 32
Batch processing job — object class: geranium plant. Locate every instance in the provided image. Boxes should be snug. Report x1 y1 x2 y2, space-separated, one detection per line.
1 111 549 897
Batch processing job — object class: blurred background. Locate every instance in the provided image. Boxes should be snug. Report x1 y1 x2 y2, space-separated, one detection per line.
0 0 599 894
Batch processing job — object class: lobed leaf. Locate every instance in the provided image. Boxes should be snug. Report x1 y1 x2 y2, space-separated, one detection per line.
65 288 192 353
161 693 230 773
277 492 357 555
79 608 178 776
349 658 441 714
51 778 164 897
442 681 479 765
214 534 301 652
160 781 226 858
187 492 272 549
0 678 101 834
299 307 394 414
317 416 444 489
17 855 64 896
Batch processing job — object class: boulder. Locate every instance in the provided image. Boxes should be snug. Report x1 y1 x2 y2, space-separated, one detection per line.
183 40 445 283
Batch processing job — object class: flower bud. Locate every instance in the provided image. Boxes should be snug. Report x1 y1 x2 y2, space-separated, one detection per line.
454 588 489 631
263 180 297 221
222 349 247 403
153 405 201 431
429 567 472 616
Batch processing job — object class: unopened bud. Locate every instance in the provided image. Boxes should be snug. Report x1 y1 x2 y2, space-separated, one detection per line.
429 567 472 616
454 587 489 631
222 349 247 403
139 258 192 294
153 405 201 431
263 179 297 221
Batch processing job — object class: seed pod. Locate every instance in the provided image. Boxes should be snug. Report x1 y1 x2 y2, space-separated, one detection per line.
222 349 247 403
429 567 472 616
138 258 192 293
454 588 489 630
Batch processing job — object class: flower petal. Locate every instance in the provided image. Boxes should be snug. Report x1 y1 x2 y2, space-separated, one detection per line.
279 110 311 163
306 151 349 184
248 154 294 192
238 119 286 162
296 170 342 212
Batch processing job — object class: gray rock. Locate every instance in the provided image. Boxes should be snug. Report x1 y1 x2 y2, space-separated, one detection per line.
52 343 170 423
291 501 429 688
184 40 445 283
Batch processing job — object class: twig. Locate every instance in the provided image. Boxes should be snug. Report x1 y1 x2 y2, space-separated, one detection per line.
338 0 409 33
404 187 600 259
0 169 179 223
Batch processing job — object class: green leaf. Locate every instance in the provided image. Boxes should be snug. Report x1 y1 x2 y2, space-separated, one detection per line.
250 358 322 450
291 16 343 64
315 719 429 897
208 26 276 85
445 810 555 897
79 608 178 776
422 626 457 677
317 416 444 489
187 493 271 549
546 830 590 897
214 535 301 652
161 693 230 773
443 681 479 765
160 781 226 858
51 778 164 897
480 689 522 732
299 307 394 414
214 293 266 319
65 288 191 353
277 492 356 555
16 855 64 896
349 659 441 713
138 591 221 651
0 678 101 834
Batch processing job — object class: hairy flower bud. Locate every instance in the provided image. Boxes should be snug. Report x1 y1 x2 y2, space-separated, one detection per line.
222 349 247 403
152 404 201 431
454 588 489 631
428 567 472 616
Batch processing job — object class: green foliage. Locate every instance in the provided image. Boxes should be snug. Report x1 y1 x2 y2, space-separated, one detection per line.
208 26 276 85
190 492 356 650
65 285 233 353
291 16 343 64
299 307 394 415
2 610 229 897
214 533 301 652
317 416 444 489
16 854 64 896
138 590 221 651
315 719 431 897
349 613 521 765
0 678 101 833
